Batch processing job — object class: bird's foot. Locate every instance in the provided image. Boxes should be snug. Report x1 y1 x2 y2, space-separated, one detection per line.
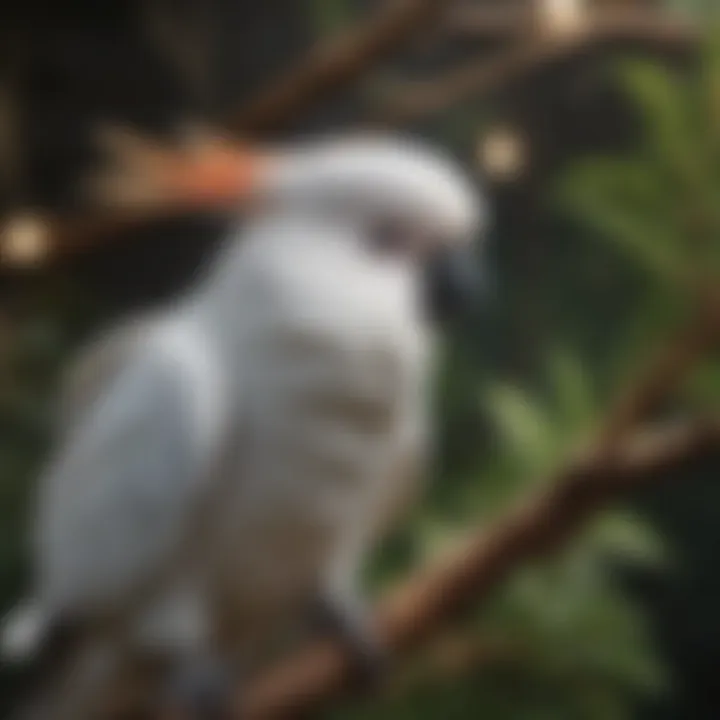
311 595 389 694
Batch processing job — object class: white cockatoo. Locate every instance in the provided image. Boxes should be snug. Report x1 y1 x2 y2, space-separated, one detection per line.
1 133 486 719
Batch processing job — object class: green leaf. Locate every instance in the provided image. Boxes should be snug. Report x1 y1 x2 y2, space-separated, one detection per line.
544 347 596 433
586 512 667 568
483 383 553 469
619 60 704 187
558 159 687 283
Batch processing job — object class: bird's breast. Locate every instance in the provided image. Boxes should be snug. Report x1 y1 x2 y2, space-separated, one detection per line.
206 249 431 612
209 309 428 611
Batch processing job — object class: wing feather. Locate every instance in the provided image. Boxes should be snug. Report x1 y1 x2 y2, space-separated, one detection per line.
34 314 226 619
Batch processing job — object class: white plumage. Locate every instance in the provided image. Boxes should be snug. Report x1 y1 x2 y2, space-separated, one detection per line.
2 134 484 718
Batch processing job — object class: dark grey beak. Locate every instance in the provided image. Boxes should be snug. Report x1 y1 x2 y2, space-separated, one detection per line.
424 245 489 325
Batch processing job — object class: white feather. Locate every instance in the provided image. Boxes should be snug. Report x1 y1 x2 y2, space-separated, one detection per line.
1 600 47 662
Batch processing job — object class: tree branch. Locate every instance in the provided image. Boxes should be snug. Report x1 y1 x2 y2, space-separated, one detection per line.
0 0 451 264
600 297 720 446
445 4 699 43
374 11 698 127
0 4 700 260
233 284 720 719
237 419 720 719
228 0 448 137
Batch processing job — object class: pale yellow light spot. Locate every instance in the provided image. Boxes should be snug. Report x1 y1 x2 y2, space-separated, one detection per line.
1 214 50 267
537 0 587 35
478 126 527 182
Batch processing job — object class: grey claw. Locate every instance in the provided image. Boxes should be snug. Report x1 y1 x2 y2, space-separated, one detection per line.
311 596 389 694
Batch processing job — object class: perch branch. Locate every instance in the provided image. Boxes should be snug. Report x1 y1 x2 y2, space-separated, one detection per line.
237 419 720 719
388 632 523 695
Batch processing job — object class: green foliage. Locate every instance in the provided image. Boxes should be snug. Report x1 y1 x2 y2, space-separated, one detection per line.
346 32 720 720
477 358 665 698
558 37 720 291
344 350 667 720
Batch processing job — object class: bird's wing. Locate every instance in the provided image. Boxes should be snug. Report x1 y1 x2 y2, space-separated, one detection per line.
34 313 228 618
55 312 159 436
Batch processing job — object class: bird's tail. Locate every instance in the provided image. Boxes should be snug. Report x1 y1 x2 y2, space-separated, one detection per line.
1 602 80 720
1 601 50 664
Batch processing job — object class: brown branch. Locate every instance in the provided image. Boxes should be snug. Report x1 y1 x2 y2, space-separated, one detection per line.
388 631 523 695
0 4 700 259
227 0 448 137
374 11 698 127
441 4 529 40
237 419 720 719
0 0 451 263
0 207 204 269
446 5 699 43
373 32 591 128
600 297 720 446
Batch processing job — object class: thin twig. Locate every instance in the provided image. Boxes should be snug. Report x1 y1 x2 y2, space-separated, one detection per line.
445 5 699 42
372 32 590 128
229 0 448 136
374 12 698 127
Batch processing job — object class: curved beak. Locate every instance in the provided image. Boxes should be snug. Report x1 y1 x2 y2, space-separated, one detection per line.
424 244 490 325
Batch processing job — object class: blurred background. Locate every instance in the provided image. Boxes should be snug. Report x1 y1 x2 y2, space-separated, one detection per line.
0 1 719 718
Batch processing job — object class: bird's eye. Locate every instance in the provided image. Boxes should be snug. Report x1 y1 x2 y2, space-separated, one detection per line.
369 220 413 256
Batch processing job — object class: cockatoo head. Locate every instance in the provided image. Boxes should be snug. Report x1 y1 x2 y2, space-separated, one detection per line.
255 134 489 322
96 128 488 322
263 135 481 239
